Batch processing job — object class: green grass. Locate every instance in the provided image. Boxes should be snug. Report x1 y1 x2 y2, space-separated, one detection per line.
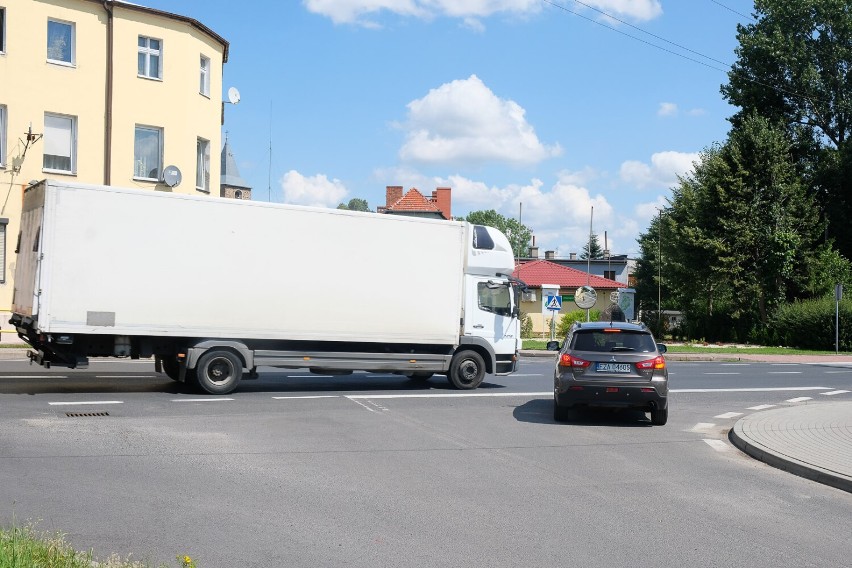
521 339 846 355
0 522 197 568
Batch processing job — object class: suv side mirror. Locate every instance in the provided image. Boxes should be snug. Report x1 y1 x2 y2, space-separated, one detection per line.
546 340 561 351
657 343 667 353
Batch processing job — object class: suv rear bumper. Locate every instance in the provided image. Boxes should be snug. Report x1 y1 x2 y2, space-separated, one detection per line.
555 383 667 411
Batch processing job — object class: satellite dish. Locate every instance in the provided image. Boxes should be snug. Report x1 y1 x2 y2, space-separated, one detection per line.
227 87 241 104
162 165 182 188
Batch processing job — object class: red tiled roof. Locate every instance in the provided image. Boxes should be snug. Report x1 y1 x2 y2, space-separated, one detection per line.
513 260 622 289
387 188 442 213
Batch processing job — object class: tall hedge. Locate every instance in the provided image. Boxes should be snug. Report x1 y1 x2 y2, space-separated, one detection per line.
772 297 852 350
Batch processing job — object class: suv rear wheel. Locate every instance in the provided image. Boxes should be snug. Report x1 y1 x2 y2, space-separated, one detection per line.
650 406 668 426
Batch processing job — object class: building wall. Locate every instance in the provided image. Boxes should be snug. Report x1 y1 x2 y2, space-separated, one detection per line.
0 0 227 314
520 288 620 336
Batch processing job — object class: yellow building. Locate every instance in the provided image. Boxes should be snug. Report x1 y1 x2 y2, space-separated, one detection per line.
0 0 229 322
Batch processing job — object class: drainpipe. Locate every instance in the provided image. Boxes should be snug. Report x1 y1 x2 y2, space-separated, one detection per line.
102 1 114 185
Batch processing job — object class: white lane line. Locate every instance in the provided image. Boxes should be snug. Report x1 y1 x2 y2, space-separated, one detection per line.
506 374 543 377
4 375 69 379
747 404 776 410
170 398 235 402
714 412 744 419
720 363 750 366
95 375 157 379
48 400 123 406
672 387 828 393
704 439 729 452
272 395 340 399
347 392 551 399
824 370 852 374
704 372 741 375
690 422 716 433
348 398 378 412
820 390 850 396
786 397 813 403
768 371 802 374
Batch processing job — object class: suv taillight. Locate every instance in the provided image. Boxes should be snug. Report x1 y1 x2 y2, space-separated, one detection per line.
637 356 666 370
560 354 591 368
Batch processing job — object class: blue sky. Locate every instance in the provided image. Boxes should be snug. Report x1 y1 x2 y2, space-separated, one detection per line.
143 0 752 257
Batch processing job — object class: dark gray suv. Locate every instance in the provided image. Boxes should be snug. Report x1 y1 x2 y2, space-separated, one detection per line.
548 321 669 425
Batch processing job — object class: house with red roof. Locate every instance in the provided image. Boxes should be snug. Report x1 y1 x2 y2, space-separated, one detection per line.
377 186 452 220
513 260 625 335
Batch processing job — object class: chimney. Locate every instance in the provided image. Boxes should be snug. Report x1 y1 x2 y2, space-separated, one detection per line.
569 252 577 260
529 246 539 258
545 250 555 260
432 187 452 220
386 186 403 207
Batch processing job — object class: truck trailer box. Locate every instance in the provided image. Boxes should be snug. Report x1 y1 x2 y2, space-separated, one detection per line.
13 180 466 344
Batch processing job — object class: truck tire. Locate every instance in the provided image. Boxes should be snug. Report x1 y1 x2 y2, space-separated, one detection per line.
195 350 243 395
448 351 485 390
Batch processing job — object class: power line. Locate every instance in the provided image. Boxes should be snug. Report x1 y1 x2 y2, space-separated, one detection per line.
708 0 756 22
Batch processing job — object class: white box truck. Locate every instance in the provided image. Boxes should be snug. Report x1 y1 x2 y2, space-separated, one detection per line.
10 180 523 394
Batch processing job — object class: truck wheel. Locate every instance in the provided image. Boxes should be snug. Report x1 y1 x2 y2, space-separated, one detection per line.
195 350 243 395
448 351 485 390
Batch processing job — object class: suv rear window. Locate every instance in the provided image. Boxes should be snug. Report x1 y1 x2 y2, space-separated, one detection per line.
571 330 657 353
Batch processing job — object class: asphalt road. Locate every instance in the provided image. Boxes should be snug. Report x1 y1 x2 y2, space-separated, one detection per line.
1 356 851 568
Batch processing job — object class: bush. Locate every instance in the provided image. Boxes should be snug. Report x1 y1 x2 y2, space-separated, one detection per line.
772 297 852 350
556 309 601 337
520 312 534 339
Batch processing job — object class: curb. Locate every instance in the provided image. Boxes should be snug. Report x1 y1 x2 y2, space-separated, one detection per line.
729 418 852 494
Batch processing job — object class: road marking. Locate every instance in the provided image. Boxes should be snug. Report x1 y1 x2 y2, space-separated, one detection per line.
170 398 235 402
671 387 828 393
48 400 123 406
95 375 157 379
347 398 380 412
747 404 776 410
767 371 802 374
714 412 743 419
507 374 543 377
3 375 68 379
786 396 813 403
770 363 799 366
704 372 741 375
272 395 340 399
720 363 750 366
704 439 729 452
690 422 716 433
820 390 850 396
824 370 852 374
346 392 551 399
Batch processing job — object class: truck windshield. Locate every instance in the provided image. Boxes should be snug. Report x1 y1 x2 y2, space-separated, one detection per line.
477 282 511 316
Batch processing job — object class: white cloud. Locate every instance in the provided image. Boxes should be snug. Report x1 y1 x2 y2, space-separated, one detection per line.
657 102 678 117
619 151 698 189
280 170 348 207
302 0 661 25
399 75 561 166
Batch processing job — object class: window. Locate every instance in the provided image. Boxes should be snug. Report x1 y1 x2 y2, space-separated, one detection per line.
47 19 74 65
196 137 210 191
134 125 163 180
43 113 76 173
0 105 6 168
138 36 161 79
477 282 512 317
472 225 495 250
1 8 6 54
571 330 656 353
199 55 210 96
0 218 7 284
604 270 616 281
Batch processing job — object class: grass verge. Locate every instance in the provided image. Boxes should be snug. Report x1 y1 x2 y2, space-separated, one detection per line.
521 339 845 355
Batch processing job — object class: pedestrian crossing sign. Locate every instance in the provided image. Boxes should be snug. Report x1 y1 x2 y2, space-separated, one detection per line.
545 295 562 311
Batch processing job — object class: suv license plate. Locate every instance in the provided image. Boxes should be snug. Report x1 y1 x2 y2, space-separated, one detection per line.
596 363 631 373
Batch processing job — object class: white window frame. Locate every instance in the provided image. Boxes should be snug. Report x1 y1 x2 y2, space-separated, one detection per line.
138 36 162 80
1 7 6 55
0 105 6 169
196 137 210 192
43 112 76 174
47 18 75 66
199 55 210 97
134 125 163 181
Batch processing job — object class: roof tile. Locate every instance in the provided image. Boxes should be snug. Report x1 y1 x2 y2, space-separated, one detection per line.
513 260 622 289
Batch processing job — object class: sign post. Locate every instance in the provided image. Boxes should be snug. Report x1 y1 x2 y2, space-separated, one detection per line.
836 284 843 354
541 284 561 342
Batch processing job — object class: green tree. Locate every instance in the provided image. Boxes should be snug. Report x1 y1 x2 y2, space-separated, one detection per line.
636 115 823 342
337 198 371 212
465 210 533 259
721 0 852 256
579 232 605 260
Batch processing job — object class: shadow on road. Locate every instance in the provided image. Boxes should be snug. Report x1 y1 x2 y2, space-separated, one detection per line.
512 398 652 427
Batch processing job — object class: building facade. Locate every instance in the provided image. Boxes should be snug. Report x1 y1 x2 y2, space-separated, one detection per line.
0 0 228 316
378 185 452 220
